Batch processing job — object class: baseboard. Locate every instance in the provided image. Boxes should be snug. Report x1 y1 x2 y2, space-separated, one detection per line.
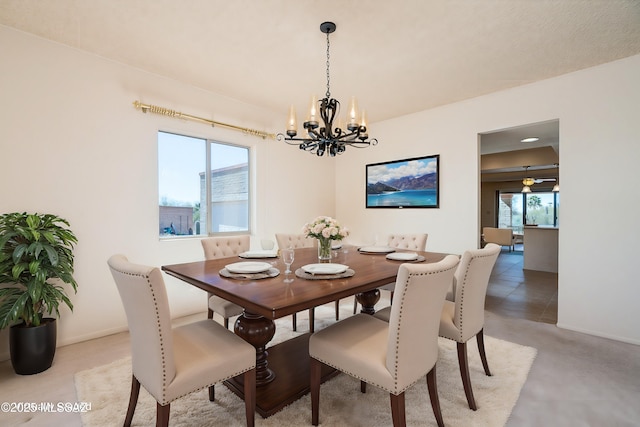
0 310 208 363
556 322 640 346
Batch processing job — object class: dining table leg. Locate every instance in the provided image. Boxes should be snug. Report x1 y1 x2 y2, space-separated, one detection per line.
355 289 381 315
234 311 276 385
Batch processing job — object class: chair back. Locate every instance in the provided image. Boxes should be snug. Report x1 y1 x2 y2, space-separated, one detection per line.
107 254 176 403
387 233 428 251
385 255 459 390
275 233 315 249
482 227 513 247
453 243 501 341
201 235 250 260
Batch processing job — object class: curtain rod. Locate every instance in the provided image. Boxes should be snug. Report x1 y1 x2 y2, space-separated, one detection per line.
132 100 276 140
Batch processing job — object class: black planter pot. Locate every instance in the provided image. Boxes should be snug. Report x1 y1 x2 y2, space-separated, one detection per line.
9 318 57 375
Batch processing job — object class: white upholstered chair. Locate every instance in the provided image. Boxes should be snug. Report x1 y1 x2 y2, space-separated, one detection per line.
439 243 501 410
310 255 459 427
107 254 256 427
354 233 428 313
482 227 514 251
275 233 340 332
202 236 249 328
275 233 316 250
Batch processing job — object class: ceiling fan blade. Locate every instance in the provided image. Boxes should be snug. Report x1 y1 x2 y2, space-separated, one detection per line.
533 178 556 183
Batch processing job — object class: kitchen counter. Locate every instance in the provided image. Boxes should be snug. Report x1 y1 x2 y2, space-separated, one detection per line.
523 226 558 273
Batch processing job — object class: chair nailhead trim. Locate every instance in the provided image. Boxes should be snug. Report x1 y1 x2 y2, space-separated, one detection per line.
113 265 256 405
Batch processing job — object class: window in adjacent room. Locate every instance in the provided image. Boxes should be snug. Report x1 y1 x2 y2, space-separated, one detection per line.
498 191 559 233
158 131 250 238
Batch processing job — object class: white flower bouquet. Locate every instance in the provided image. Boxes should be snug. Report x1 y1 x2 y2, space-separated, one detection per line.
302 216 349 241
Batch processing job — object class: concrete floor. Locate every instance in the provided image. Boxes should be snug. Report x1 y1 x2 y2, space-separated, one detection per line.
485 246 558 324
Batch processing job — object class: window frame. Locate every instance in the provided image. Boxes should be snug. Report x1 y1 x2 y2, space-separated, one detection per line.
496 190 559 233
158 131 252 240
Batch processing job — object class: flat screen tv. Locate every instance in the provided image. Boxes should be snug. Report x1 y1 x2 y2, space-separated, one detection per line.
366 154 439 208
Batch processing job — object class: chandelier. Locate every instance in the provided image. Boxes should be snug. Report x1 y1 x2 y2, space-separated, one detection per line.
277 22 378 156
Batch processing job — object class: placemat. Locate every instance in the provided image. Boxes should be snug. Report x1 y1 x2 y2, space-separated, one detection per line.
358 248 396 255
385 255 426 262
219 267 280 280
295 268 355 280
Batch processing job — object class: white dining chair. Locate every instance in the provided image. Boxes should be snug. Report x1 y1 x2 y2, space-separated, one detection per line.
310 255 459 427
438 243 501 410
202 236 249 329
107 254 256 427
354 233 428 313
374 244 500 411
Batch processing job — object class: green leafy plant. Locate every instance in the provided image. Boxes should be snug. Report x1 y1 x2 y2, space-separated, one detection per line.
0 212 78 328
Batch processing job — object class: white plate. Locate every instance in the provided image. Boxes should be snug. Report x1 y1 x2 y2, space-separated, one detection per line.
225 261 272 274
302 263 349 275
239 250 278 258
358 246 396 254
331 242 343 250
386 252 419 261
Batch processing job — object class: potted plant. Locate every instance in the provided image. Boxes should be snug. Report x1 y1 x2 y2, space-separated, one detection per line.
0 212 78 374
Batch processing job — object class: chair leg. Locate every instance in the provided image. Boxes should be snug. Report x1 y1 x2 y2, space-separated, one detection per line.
335 300 340 321
224 317 230 329
292 312 297 331
156 402 170 427
476 329 492 376
353 296 358 314
457 341 477 410
426 365 445 427
243 368 256 427
389 392 406 427
309 308 315 333
310 358 322 426
208 385 215 402
360 380 367 393
207 293 214 319
124 375 141 427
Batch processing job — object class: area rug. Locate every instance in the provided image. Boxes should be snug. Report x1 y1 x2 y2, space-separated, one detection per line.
75 302 536 426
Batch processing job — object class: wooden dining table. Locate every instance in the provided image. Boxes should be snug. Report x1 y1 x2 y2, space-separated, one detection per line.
162 245 448 417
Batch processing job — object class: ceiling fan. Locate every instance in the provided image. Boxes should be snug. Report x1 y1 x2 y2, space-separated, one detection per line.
521 166 557 193
522 176 556 186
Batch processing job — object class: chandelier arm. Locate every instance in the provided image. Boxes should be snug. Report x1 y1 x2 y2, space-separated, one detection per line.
344 142 373 148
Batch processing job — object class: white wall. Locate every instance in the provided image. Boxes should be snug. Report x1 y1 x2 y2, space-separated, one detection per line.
2 25 639 361
337 54 640 345
0 26 335 360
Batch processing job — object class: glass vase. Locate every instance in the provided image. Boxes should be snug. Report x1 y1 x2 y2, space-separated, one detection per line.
317 238 332 262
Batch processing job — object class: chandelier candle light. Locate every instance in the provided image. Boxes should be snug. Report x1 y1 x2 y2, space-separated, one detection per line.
303 216 349 261
277 22 378 156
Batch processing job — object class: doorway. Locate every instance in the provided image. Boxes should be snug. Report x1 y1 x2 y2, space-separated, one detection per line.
479 120 559 324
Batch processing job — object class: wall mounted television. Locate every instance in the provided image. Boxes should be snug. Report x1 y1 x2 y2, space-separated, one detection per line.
366 154 440 208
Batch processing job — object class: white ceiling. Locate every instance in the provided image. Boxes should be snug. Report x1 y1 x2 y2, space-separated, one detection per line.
480 119 559 158
2 0 640 150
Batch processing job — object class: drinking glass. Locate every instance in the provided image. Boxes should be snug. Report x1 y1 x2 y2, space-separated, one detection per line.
281 247 295 275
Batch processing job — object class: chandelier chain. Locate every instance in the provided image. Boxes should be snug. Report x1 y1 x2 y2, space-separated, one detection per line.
326 31 331 99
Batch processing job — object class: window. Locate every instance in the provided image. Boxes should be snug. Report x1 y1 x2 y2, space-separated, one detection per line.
158 131 250 238
498 191 559 233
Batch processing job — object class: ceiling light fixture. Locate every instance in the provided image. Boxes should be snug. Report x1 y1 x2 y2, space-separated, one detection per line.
277 22 378 156
521 137 540 143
